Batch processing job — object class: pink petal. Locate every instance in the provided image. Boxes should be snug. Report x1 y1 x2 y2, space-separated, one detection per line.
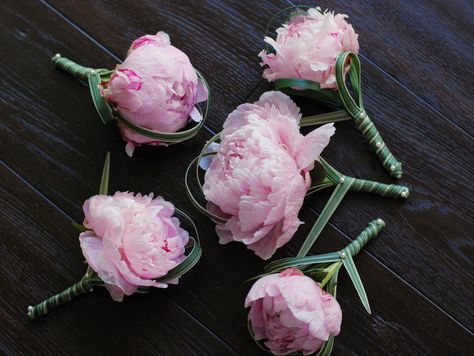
295 123 335 170
189 106 202 123
195 78 209 103
125 141 135 157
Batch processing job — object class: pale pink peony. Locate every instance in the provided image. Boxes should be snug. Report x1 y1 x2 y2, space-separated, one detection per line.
259 8 359 89
101 32 208 156
79 192 189 301
245 268 342 355
202 91 334 259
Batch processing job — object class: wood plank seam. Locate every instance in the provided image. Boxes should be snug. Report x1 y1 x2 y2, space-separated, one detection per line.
324 211 474 335
42 0 474 145
34 0 474 338
285 0 474 140
0 159 240 354
355 52 474 140
238 83 474 335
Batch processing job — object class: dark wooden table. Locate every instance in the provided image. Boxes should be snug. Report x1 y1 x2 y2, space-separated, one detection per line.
1 1 473 355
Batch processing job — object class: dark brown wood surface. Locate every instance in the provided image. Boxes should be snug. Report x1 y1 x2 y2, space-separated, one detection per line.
1 0 473 355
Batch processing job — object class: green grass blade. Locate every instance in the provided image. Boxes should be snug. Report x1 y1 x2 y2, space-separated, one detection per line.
297 180 352 257
315 272 340 356
156 208 202 282
88 74 115 124
156 237 201 282
72 222 87 232
327 271 339 297
274 78 342 107
317 335 335 356
99 152 110 195
264 252 341 273
319 262 342 288
184 155 227 223
300 110 350 127
342 253 371 314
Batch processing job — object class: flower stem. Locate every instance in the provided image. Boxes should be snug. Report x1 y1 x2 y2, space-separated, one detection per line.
27 276 95 319
342 219 385 258
314 159 409 199
51 53 95 81
347 176 409 199
353 111 403 179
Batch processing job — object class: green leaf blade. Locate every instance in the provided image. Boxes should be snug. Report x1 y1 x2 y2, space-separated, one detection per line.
99 152 110 195
88 74 116 124
342 253 371 314
155 237 202 283
317 335 335 356
72 222 87 233
297 180 352 258
264 252 341 273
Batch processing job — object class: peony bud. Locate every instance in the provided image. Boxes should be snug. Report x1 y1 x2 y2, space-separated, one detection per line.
245 268 342 355
101 32 208 156
259 8 359 89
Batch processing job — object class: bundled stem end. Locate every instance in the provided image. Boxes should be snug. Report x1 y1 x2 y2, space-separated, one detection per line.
342 218 385 258
348 176 409 200
51 53 95 81
51 53 61 62
27 277 94 320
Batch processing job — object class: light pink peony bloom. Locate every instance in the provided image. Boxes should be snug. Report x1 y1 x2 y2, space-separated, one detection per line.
245 268 342 355
79 192 189 301
259 8 359 89
101 32 208 156
202 91 334 259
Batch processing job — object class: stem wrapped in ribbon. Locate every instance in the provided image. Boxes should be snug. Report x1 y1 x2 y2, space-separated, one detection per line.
51 31 210 156
260 7 403 178
246 219 385 355
28 153 202 319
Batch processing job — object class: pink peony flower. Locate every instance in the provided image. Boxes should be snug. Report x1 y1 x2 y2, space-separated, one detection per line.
79 192 189 301
101 31 208 156
245 268 342 355
259 8 359 89
202 91 334 259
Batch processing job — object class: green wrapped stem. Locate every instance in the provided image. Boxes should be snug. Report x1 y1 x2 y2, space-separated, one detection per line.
317 158 409 199
342 219 385 258
334 52 402 179
348 176 409 199
28 277 94 319
51 53 95 81
353 111 402 179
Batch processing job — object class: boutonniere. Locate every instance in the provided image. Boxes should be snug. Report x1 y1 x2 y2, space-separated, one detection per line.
51 31 209 156
246 219 385 355
186 91 408 259
28 154 201 319
259 7 403 178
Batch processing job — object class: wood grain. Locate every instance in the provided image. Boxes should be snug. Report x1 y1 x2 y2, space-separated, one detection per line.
0 163 236 355
47 0 292 135
2 159 472 354
42 1 474 326
245 68 474 328
291 0 474 135
1 0 473 354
